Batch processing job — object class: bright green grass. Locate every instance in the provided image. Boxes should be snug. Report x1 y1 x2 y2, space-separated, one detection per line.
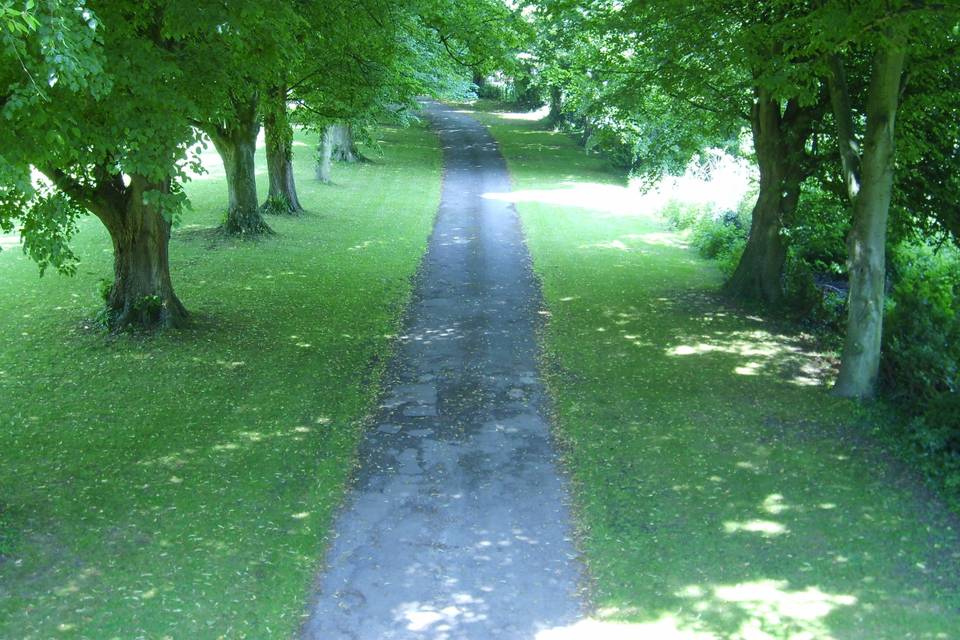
467 105 960 639
0 125 441 638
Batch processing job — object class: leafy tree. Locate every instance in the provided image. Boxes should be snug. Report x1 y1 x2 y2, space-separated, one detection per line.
785 1 960 398
1 2 202 329
176 1 309 235
526 0 827 305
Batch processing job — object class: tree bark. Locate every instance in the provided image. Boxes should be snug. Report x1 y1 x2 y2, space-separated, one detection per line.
263 85 303 215
328 123 365 163
723 91 809 305
317 126 334 183
206 95 271 235
40 168 188 330
832 47 906 399
103 176 188 329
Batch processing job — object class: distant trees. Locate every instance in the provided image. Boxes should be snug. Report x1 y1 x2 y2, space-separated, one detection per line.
0 0 523 330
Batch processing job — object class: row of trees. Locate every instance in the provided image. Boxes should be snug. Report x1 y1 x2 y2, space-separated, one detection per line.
1 0 520 328
521 0 959 399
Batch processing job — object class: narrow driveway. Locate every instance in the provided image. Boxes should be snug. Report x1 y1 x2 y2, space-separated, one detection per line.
302 102 584 639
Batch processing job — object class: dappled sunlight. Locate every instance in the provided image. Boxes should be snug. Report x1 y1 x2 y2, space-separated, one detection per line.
395 596 490 633
666 329 834 387
538 578 856 640
137 420 327 470
723 519 789 536
537 615 717 639
706 580 857 637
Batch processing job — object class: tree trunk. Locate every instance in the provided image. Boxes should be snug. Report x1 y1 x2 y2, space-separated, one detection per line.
329 123 365 163
547 86 564 128
317 126 334 183
263 85 303 215
723 91 808 305
103 176 188 330
207 95 271 235
40 167 188 331
833 47 906 399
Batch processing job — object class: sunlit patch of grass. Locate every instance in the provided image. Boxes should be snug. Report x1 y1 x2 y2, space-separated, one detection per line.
0 124 441 637
471 105 960 639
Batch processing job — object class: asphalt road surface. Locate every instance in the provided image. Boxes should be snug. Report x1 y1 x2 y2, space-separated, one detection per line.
302 102 584 640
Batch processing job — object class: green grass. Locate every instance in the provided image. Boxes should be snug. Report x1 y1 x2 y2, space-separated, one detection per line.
465 104 960 639
0 124 441 638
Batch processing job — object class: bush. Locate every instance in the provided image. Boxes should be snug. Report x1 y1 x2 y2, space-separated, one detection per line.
882 242 960 403
882 241 960 492
684 206 749 278
787 182 849 275
691 214 743 258
660 199 715 231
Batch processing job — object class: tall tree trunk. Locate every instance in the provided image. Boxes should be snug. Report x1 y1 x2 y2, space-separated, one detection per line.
328 123 365 163
104 176 188 329
41 168 188 330
207 95 271 235
831 47 906 399
263 85 303 215
317 126 334 183
723 91 809 305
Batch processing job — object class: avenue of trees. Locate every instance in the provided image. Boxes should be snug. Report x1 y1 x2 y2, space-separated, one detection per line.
2 1 958 438
1 0 520 327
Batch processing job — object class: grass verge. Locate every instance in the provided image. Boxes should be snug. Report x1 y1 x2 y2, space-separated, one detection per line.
0 124 441 638
466 103 960 639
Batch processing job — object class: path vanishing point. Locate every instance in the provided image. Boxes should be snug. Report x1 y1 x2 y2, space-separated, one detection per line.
301 102 585 639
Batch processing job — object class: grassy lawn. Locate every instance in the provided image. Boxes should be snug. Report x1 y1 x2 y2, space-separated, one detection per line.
0 124 441 638
465 103 960 639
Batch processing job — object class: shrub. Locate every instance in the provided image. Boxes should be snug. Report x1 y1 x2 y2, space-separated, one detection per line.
684 206 749 278
882 241 960 492
660 199 715 231
691 214 743 259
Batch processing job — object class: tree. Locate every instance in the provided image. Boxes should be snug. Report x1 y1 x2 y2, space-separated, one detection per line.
529 1 830 305
794 1 960 398
1 1 195 328
262 83 303 214
180 0 307 235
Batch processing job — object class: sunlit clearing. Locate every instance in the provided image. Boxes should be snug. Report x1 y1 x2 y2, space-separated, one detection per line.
489 106 551 121
482 182 658 218
581 239 633 252
723 519 789 536
0 231 19 251
641 148 755 213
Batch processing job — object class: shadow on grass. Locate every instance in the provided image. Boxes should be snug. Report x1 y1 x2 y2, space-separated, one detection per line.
482 111 960 639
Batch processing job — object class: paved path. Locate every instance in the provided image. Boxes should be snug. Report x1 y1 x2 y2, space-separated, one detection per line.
302 103 584 639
